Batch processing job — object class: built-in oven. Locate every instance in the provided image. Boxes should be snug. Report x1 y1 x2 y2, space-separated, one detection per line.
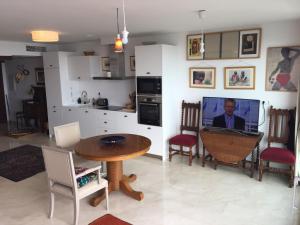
137 95 162 126
137 76 162 95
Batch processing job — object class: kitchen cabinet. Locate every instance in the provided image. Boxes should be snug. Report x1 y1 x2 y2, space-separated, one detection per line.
68 56 101 80
78 108 102 138
47 107 62 137
135 45 163 76
62 107 80 124
136 124 163 156
44 68 62 108
43 52 60 69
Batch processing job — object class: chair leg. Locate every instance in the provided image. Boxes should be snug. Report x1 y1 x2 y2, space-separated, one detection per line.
73 199 79 225
196 143 200 159
214 159 218 170
169 145 172 162
105 186 109 211
258 159 263 182
48 192 54 218
290 165 295 188
180 146 183 156
202 146 205 167
189 147 192 166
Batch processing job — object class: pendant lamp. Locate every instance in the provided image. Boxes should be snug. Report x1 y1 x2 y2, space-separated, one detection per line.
114 8 123 53
121 0 129 44
198 10 206 54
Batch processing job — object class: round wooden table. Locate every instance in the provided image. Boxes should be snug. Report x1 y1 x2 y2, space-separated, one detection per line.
75 134 151 207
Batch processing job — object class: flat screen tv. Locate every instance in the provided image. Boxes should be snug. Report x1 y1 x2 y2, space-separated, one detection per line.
202 97 260 133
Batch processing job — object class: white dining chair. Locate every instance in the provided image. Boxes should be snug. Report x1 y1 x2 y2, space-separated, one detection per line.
42 145 109 225
54 121 81 149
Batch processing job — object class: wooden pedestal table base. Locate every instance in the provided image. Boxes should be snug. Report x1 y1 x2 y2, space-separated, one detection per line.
74 134 151 207
90 161 143 207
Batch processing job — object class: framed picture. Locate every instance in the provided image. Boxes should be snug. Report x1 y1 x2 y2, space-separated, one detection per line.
101 57 110 71
189 67 216 88
265 46 300 92
239 28 261 58
204 32 221 60
186 34 204 60
221 31 239 59
35 68 45 85
224 66 255 89
130 56 135 71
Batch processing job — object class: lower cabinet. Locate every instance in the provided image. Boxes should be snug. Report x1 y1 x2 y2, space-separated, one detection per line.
48 107 62 137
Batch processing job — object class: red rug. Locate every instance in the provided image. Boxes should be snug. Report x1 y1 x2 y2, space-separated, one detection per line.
89 214 132 225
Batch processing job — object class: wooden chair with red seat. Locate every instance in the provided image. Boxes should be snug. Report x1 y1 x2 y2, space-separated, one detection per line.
169 100 201 166
259 106 296 187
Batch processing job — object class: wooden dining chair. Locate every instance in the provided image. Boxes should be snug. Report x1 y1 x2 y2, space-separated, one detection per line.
169 100 201 166
259 106 296 187
42 145 109 225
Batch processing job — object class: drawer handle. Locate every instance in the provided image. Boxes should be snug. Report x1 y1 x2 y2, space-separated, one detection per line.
53 105 56 108
146 72 150 74
85 111 88 113
104 121 107 124
124 115 128 118
68 109 72 111
53 110 56 113
77 77 81 80
49 65 53 67
147 127 151 130
104 130 108 132
104 113 107 115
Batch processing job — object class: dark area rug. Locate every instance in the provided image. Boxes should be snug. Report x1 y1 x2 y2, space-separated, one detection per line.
0 145 45 182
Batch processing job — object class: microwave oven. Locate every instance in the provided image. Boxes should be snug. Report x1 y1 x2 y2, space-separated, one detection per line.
137 76 162 95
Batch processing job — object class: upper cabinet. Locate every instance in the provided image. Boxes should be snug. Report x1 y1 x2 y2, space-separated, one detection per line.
43 52 60 69
68 56 102 80
135 45 163 77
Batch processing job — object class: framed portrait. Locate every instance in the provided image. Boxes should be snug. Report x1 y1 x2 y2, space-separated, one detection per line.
35 68 45 85
265 46 300 92
221 31 239 59
239 28 261 58
204 32 221 60
130 56 135 71
186 34 204 60
189 67 216 89
224 66 255 89
101 57 110 71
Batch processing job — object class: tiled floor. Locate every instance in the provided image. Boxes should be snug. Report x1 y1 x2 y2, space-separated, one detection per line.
0 133 299 225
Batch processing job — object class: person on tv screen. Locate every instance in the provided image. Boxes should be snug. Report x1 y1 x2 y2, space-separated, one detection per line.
212 98 245 130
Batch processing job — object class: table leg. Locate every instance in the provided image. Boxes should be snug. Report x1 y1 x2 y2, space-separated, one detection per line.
256 145 260 170
89 161 144 207
250 148 254 178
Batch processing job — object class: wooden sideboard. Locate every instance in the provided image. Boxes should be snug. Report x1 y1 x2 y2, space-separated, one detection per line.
200 129 264 177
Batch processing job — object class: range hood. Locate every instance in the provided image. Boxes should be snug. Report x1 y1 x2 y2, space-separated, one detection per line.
93 45 133 80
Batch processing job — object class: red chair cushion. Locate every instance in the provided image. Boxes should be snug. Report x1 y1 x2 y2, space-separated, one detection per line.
260 147 295 164
89 214 132 225
169 134 197 147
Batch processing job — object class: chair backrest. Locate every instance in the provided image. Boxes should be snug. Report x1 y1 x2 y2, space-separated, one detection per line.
180 100 201 134
54 121 81 148
42 145 76 187
267 106 294 147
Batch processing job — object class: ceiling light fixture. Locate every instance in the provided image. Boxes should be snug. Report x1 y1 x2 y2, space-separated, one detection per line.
121 0 129 44
114 8 123 53
198 10 206 54
31 30 59 42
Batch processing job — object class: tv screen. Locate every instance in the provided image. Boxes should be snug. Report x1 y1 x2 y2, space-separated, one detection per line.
202 97 260 133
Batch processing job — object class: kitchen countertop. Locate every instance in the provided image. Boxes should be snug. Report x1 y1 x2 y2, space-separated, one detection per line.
63 104 136 113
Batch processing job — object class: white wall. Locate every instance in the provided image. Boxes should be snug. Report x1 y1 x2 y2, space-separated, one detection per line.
4 57 43 120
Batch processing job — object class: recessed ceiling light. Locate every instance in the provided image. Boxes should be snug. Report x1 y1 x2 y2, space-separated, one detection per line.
31 30 59 42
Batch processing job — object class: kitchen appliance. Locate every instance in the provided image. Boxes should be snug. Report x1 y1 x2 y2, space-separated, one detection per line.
137 76 162 95
96 98 108 107
137 95 162 126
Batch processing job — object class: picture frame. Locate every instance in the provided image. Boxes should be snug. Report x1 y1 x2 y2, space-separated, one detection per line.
101 57 110 71
204 32 221 60
265 46 300 92
35 68 45 85
221 30 239 59
189 67 216 89
130 56 135 71
186 34 204 60
224 66 255 89
239 28 261 58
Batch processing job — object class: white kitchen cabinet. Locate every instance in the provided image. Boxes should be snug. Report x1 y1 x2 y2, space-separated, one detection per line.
135 45 163 76
136 124 163 156
62 107 80 124
114 112 137 134
44 68 62 108
78 108 101 138
47 107 62 137
43 52 60 69
68 56 101 80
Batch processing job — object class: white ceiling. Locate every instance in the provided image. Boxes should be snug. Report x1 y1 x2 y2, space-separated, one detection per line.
1 0 300 43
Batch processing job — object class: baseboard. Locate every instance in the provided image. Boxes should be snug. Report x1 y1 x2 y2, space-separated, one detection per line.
144 153 162 160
